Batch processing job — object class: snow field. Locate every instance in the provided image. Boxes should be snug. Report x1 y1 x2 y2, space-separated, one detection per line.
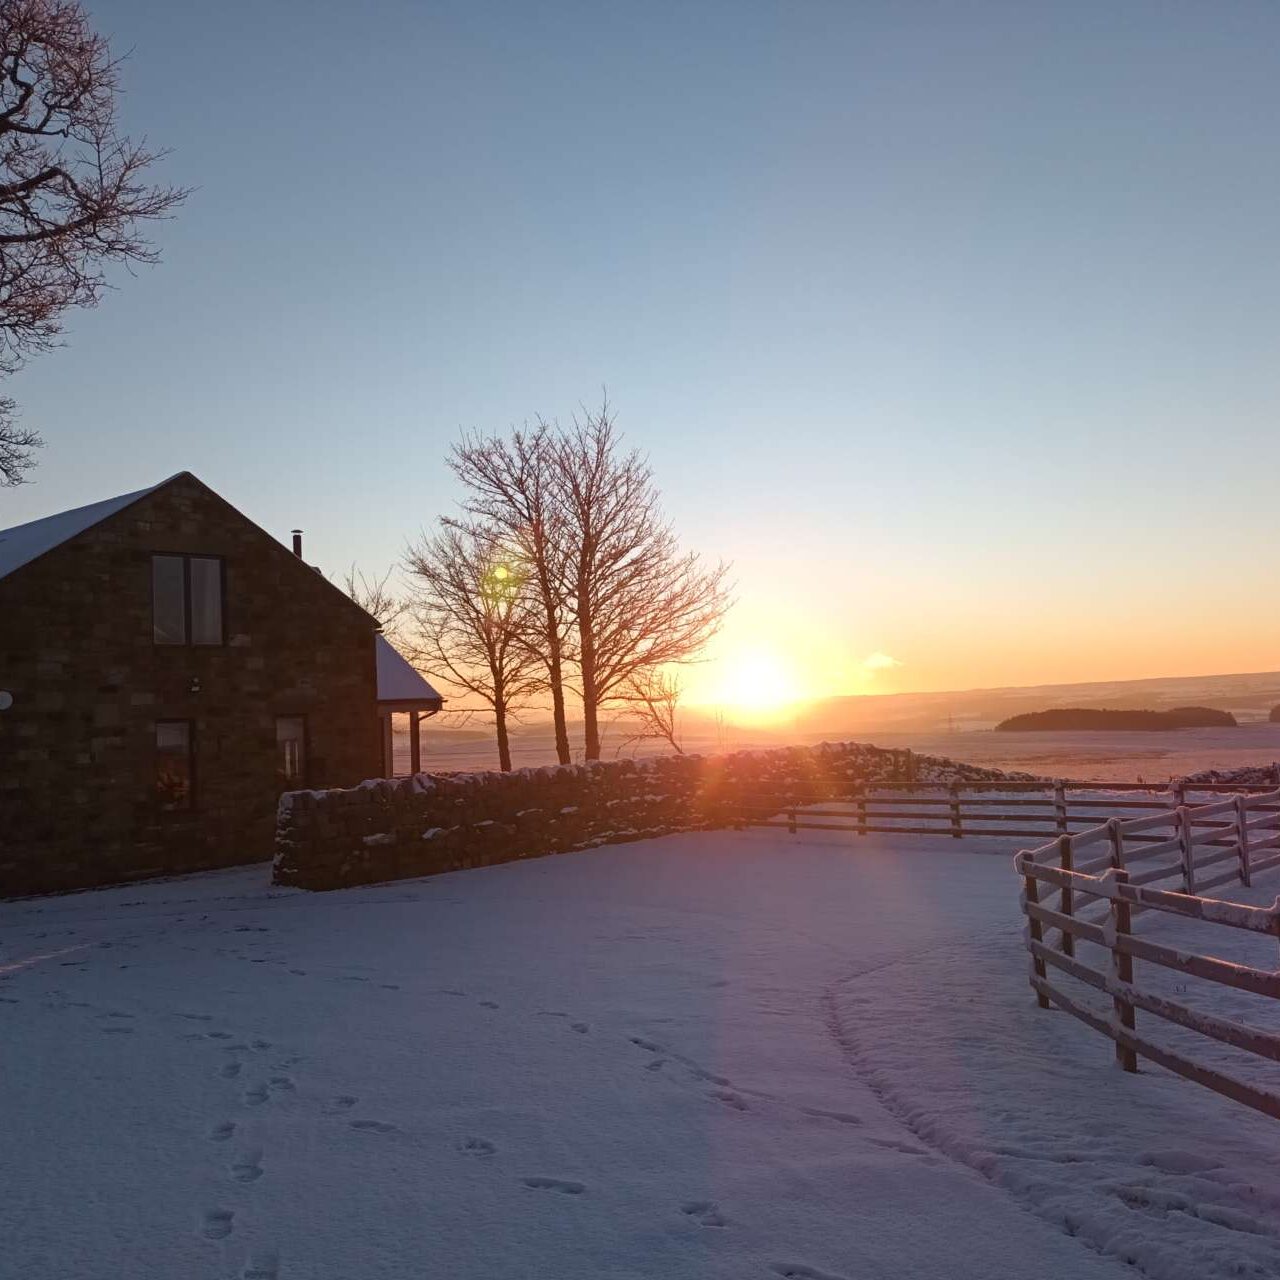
0 827 1274 1279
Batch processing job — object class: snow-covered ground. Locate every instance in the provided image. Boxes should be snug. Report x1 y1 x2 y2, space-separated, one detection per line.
2 829 1278 1280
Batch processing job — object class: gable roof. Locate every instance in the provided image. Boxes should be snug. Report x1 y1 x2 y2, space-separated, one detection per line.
376 635 444 709
0 476 174 582
0 472 377 628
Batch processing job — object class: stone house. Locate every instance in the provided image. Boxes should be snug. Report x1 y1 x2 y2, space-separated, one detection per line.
0 472 441 896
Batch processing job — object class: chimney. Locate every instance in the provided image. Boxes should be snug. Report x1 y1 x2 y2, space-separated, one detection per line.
291 529 303 558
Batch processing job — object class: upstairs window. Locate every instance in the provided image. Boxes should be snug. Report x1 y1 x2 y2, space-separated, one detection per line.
155 720 194 810
152 554 224 645
276 716 307 785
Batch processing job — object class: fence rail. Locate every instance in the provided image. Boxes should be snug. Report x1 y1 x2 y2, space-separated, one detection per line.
743 774 1280 844
1015 789 1280 1121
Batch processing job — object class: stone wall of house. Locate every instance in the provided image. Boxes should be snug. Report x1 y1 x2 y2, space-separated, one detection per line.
274 742 1033 891
0 473 382 897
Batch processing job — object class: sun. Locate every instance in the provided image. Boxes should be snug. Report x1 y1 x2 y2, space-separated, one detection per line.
712 648 807 723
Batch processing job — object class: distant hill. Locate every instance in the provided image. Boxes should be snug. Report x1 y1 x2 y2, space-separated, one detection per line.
995 706 1238 733
776 670 1280 736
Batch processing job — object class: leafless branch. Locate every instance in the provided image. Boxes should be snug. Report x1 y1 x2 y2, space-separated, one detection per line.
402 521 546 772
0 1 186 484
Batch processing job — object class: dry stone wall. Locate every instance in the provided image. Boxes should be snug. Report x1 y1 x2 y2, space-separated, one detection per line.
273 741 1034 891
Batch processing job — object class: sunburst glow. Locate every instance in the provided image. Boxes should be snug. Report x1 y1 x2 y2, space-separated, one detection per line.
711 648 807 722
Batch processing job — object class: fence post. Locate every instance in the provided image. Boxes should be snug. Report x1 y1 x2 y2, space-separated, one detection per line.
1054 780 1068 835
1177 806 1197 895
1058 834 1075 957
856 782 867 836
1021 860 1051 1010
1109 867 1138 1073
1172 779 1186 812
949 783 962 840
1107 817 1125 869
787 805 797 836
1235 794 1252 887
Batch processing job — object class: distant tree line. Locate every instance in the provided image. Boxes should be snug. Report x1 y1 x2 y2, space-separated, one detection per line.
995 706 1238 732
351 402 732 772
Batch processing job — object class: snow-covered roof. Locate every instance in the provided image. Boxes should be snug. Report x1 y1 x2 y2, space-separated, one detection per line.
0 476 175 582
376 635 443 708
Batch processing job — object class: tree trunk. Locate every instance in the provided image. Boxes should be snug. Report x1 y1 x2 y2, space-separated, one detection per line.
578 603 600 761
547 635 571 766
495 703 512 772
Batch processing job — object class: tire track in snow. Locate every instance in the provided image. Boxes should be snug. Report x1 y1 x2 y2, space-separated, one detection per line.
819 928 1242 1280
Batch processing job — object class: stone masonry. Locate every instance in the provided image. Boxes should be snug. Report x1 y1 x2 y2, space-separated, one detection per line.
274 741 1033 891
0 473 382 896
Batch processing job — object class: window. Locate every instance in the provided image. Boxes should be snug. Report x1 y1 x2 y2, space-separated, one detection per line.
155 721 194 810
276 716 307 785
152 554 224 645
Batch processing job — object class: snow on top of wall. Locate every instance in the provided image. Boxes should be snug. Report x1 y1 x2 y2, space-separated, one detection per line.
0 477 176 582
376 635 443 705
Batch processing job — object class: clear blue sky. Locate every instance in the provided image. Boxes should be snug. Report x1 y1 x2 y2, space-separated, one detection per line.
7 1 1280 696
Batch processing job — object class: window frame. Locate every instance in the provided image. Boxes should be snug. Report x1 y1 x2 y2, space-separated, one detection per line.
275 714 309 788
151 553 227 647
154 718 197 812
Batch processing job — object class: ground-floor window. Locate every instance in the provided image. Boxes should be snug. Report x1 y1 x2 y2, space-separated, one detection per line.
155 721 195 810
276 716 307 785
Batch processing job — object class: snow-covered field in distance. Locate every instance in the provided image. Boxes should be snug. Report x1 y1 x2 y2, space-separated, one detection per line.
407 721 1280 780
405 669 1280 775
3 829 1278 1280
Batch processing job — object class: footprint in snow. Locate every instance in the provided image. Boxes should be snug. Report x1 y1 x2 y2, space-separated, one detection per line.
206 1031 233 1040
522 1177 585 1195
709 1089 749 1112
350 1119 397 1133
201 1208 235 1240
269 1076 295 1092
680 1200 726 1228
100 1025 134 1035
251 1039 272 1051
478 1000 499 1010
242 1250 280 1280
459 1136 496 1157
325 1095 357 1114
220 1061 243 1079
772 1265 849 1280
570 1022 589 1034
230 1150 264 1183
644 1058 666 1072
209 1122 236 1142
379 983 400 990
243 1084 269 1106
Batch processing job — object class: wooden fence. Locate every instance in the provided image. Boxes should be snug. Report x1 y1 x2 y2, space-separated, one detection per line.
1017 789 1280 1120
744 775 1280 844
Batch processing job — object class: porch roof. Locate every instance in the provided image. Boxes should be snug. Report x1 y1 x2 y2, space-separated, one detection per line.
376 635 444 713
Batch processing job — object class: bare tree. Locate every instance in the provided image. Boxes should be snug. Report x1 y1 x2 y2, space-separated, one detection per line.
551 403 732 760
448 422 575 764
0 393 36 484
403 522 545 772
342 565 407 642
616 668 684 756
0 0 186 485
